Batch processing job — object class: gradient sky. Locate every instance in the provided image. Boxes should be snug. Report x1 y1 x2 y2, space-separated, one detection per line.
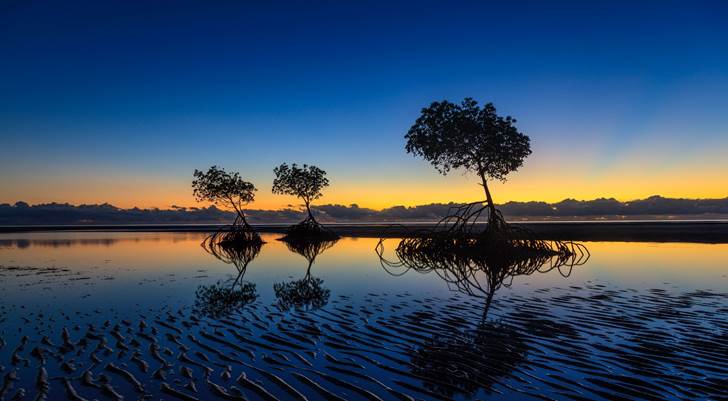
1 1 727 210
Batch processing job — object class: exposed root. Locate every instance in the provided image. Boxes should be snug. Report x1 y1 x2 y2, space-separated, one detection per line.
281 216 339 241
205 215 263 247
398 200 590 261
206 227 263 247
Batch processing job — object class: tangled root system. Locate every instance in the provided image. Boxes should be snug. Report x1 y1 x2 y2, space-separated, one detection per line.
282 216 339 241
405 201 589 261
377 201 590 319
205 214 264 247
202 231 263 268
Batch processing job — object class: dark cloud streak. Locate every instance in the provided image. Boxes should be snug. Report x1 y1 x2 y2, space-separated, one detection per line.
2 195 728 226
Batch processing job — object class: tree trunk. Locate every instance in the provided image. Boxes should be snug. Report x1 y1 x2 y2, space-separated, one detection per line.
228 197 250 229
479 172 496 216
231 268 244 290
237 209 251 229
481 289 495 322
305 202 315 222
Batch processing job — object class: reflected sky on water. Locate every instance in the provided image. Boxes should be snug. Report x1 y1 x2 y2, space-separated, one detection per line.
0 232 726 401
1 232 726 308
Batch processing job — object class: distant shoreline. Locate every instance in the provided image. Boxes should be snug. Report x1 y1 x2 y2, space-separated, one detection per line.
3 221 728 243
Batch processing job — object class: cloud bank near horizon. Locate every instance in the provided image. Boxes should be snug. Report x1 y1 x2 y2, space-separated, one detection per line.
2 195 728 225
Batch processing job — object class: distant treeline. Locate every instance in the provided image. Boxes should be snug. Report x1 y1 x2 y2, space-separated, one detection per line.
2 195 728 225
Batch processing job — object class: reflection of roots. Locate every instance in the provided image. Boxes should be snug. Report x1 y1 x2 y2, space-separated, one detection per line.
411 322 528 398
202 232 263 269
273 276 330 311
282 216 339 241
282 237 338 264
376 202 590 319
380 201 590 271
381 235 587 309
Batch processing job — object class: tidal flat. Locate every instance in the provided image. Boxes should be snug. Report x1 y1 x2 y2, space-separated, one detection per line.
0 232 726 401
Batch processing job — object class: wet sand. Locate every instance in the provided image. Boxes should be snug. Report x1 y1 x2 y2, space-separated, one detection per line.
3 221 728 242
1 234 726 400
1 284 726 401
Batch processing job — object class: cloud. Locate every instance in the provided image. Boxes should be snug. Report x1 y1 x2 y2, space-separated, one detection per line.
1 195 727 226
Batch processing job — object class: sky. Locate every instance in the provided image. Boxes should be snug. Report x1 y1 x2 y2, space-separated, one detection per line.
1 1 727 210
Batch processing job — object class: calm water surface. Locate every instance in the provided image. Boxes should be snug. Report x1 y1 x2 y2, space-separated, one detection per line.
1 232 726 400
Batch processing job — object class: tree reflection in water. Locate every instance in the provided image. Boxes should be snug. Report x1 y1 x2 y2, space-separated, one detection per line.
377 235 589 320
194 236 263 317
274 238 338 311
377 234 589 398
412 321 528 398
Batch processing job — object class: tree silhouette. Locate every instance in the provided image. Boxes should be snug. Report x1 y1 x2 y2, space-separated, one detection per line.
405 98 531 224
193 165 261 244
272 163 338 240
193 166 256 227
272 163 328 221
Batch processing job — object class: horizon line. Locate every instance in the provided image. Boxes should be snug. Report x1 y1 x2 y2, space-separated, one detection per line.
5 194 728 213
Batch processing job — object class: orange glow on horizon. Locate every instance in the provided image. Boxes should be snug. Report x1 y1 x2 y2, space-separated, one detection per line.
2 147 727 210
3 176 727 211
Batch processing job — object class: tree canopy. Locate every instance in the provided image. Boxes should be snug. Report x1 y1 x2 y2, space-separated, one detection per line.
272 163 329 218
192 166 256 225
405 98 531 213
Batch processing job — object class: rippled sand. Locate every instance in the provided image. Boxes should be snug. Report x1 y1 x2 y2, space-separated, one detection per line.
1 283 726 401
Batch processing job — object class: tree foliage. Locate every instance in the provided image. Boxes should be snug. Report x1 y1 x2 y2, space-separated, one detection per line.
272 163 329 218
405 98 531 180
405 98 531 215
192 166 256 225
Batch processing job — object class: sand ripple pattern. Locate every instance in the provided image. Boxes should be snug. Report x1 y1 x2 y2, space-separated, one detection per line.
1 285 726 401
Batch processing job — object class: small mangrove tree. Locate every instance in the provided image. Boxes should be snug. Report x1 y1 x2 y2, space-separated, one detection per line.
192 165 262 244
272 163 338 240
405 98 531 233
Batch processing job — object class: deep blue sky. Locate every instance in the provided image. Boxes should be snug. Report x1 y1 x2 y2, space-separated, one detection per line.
2 1 727 208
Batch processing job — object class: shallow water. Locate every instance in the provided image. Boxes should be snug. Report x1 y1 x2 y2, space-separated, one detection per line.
0 232 726 400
